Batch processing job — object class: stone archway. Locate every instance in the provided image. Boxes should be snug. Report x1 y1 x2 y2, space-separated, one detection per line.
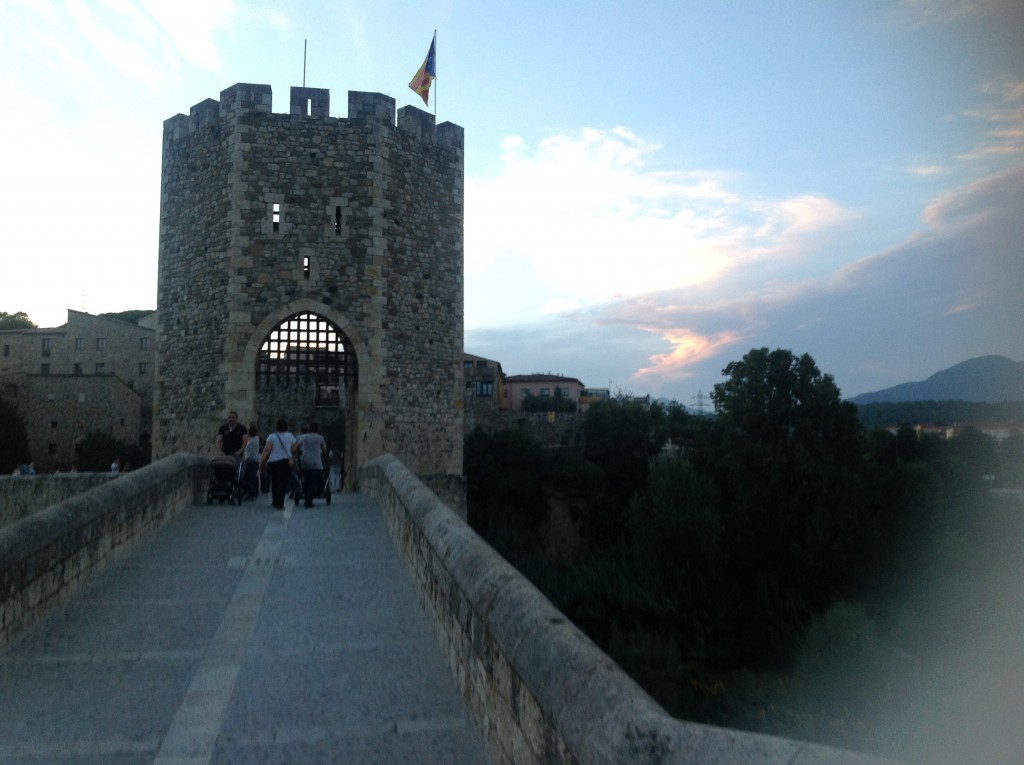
245 303 366 491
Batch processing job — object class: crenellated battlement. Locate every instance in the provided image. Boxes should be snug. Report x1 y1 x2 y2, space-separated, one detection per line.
162 82 463 148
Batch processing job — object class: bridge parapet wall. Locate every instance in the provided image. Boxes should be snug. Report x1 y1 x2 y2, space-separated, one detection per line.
0 454 207 649
0 473 118 529
361 454 898 765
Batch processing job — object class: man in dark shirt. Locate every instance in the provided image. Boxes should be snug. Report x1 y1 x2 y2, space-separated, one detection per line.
216 410 246 456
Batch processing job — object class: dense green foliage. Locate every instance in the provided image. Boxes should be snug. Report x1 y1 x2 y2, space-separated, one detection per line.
0 311 36 329
98 309 154 325
521 393 578 413
464 347 1023 757
74 430 151 472
854 399 1024 429
0 396 32 471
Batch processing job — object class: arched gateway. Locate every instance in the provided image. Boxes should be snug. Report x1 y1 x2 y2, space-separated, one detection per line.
153 83 465 491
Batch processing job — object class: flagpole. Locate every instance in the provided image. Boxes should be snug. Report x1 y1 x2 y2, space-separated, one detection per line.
303 39 307 87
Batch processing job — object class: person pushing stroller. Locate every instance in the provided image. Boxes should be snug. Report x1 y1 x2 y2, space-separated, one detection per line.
292 422 327 508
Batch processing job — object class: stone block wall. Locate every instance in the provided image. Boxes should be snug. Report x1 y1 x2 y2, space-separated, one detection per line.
156 83 465 489
0 310 157 471
0 473 117 529
0 454 207 648
464 408 584 449
14 373 142 471
360 454 900 765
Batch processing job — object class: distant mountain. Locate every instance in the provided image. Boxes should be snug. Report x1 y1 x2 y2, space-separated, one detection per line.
849 355 1024 405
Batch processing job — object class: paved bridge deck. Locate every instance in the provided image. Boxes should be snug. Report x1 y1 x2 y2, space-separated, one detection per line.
0 493 491 764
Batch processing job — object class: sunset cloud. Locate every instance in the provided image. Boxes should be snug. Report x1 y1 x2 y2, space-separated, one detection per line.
634 328 743 381
465 128 850 327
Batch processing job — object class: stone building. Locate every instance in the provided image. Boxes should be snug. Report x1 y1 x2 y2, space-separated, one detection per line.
503 373 585 412
0 310 156 470
463 353 504 410
156 84 465 490
462 353 506 433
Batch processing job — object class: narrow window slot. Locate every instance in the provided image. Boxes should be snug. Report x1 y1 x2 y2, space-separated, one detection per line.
303 255 311 279
335 206 342 234
272 203 281 233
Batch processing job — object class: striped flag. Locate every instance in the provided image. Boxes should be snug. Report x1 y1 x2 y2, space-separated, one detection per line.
409 32 436 106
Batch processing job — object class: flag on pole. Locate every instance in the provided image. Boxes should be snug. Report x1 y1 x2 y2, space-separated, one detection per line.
409 32 436 106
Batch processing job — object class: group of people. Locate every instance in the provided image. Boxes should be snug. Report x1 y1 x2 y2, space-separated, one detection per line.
216 411 342 511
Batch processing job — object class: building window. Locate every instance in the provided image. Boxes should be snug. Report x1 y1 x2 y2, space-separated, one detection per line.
41 338 52 357
335 206 343 234
521 388 531 398
272 203 281 233
463 360 472 371
50 421 58 429
475 380 494 397
139 362 148 375
96 337 105 350
74 338 84 350
3 344 9 357
476 360 487 369
48 443 57 456
140 337 151 350
73 363 82 376
95 363 105 374
41 363 50 375
540 388 551 397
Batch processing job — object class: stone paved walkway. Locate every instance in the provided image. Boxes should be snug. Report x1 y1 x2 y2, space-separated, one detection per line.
0 492 491 764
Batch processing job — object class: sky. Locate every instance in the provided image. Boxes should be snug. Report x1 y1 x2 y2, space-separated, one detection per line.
0 1 1021 404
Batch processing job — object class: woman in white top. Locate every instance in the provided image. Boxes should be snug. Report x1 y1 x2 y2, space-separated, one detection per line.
260 418 297 510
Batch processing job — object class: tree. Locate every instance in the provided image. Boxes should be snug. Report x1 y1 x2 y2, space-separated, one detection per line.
464 427 548 553
0 311 35 330
711 347 861 458
74 430 151 472
628 452 725 658
581 399 661 546
697 348 868 664
521 392 577 413
997 432 1024 486
99 309 153 325
0 396 31 471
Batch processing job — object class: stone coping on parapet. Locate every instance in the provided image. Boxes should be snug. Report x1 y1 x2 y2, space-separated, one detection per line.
163 83 463 149
0 454 207 649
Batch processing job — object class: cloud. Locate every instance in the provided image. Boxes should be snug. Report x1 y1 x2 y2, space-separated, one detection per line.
959 77 1024 163
468 161 1024 400
465 127 852 326
892 0 1023 26
0 1 235 105
641 163 1024 396
140 0 235 72
906 164 945 176
633 328 742 382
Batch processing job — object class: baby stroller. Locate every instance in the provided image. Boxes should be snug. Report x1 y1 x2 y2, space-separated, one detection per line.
207 455 245 505
290 452 332 506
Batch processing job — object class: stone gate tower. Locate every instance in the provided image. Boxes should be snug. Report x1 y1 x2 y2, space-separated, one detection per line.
154 83 464 489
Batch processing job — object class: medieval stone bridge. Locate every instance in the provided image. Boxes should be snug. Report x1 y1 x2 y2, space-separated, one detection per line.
0 456 895 765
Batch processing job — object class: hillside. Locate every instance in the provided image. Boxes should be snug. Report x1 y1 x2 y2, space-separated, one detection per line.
849 355 1024 405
